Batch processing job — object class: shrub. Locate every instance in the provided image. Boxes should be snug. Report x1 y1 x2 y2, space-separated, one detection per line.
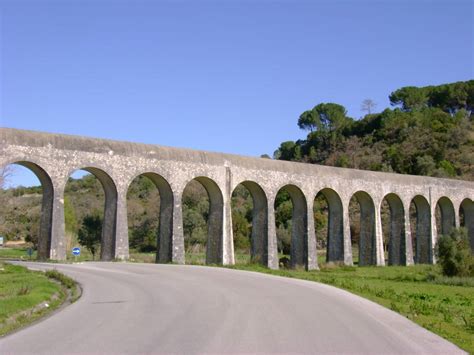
45 269 76 289
436 228 474 277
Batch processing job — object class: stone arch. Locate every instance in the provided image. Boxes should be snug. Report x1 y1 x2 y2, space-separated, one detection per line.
183 176 224 264
315 188 344 263
68 167 118 261
410 195 432 263
2 161 54 260
275 184 307 268
126 172 174 263
350 191 376 266
382 193 406 265
460 198 474 252
436 196 455 236
232 180 268 265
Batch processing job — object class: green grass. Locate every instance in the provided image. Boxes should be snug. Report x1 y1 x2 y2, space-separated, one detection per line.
0 262 71 335
0 247 37 260
226 263 473 353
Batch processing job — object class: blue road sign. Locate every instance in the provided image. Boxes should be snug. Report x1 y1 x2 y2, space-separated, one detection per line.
72 247 81 256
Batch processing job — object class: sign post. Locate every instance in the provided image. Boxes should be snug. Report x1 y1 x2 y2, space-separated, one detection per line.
72 247 81 262
26 248 33 260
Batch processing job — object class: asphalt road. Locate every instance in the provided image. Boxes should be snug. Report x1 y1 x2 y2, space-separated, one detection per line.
0 262 465 354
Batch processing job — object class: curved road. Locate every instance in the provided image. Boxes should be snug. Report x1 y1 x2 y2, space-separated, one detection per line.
0 262 465 354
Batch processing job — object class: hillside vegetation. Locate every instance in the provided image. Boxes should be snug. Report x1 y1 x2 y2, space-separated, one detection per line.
275 80 474 180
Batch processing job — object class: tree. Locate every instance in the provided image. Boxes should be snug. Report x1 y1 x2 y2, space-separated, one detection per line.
129 218 157 252
298 103 351 133
436 228 473 277
274 141 298 161
361 99 377 115
0 165 14 189
389 86 428 111
78 215 102 260
313 103 351 132
389 81 474 115
298 110 318 132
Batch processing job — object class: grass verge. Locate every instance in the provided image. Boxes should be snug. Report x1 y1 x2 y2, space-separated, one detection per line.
227 263 474 353
0 262 79 336
0 247 37 260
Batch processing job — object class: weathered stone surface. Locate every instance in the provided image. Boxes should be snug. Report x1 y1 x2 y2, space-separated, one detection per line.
1 127 473 268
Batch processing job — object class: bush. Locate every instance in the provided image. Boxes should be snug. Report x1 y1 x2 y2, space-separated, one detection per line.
436 228 474 277
45 269 76 289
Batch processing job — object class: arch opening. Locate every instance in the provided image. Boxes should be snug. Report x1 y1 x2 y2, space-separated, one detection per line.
410 195 431 264
381 193 406 265
0 162 52 260
436 197 455 237
460 198 474 252
349 191 376 266
231 181 268 265
275 185 307 269
314 188 344 264
65 168 117 261
126 173 174 263
182 177 224 265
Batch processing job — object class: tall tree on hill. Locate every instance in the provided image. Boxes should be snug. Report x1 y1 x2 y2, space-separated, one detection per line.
298 103 352 133
298 110 318 132
389 86 428 111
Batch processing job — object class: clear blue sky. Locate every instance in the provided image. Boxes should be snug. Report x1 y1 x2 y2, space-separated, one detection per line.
1 0 473 186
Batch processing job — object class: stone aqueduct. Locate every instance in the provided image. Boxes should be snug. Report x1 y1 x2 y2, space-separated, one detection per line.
1 127 473 269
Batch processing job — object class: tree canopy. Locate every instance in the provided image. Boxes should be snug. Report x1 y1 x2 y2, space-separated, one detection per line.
298 103 352 133
274 80 474 181
389 80 474 114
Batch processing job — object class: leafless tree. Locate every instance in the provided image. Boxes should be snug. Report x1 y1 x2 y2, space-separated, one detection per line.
361 99 377 115
0 165 14 189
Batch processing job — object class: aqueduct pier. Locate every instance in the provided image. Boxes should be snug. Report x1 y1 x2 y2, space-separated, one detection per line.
1 127 473 269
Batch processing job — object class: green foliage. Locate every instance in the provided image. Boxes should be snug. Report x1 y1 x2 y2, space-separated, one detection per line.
436 228 474 277
78 215 102 260
0 186 41 244
298 110 318 132
314 194 328 249
273 141 301 161
231 184 252 251
389 86 428 111
298 103 352 132
64 196 78 233
11 185 42 197
0 263 65 336
274 190 292 254
0 248 37 260
129 219 157 253
232 212 251 250
182 180 210 251
45 269 76 289
275 80 474 181
389 80 474 113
